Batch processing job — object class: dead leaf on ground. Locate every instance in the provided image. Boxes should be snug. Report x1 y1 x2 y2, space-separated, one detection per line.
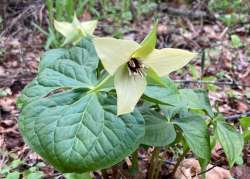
175 159 232 179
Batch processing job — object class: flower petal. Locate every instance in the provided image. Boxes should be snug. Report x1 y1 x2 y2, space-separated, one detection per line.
63 29 83 46
132 22 157 58
114 66 146 115
93 37 139 75
73 13 82 27
54 15 97 46
81 20 98 35
143 48 197 76
54 20 74 37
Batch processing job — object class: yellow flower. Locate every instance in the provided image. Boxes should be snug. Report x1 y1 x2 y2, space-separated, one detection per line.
54 14 97 45
93 23 197 115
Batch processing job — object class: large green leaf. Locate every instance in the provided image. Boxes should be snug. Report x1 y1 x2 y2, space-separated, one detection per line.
18 37 99 107
174 115 211 161
215 117 244 167
144 85 213 116
179 89 213 117
18 90 145 173
140 110 176 146
144 78 180 105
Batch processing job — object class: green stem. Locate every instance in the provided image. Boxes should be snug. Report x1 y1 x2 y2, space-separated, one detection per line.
148 147 160 179
155 156 164 179
129 149 139 175
46 0 54 26
89 75 113 93
172 147 189 176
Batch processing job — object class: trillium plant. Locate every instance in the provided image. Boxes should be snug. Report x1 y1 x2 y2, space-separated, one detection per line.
93 25 196 115
18 16 244 177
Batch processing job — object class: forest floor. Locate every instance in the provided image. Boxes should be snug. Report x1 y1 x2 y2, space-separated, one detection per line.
0 1 250 178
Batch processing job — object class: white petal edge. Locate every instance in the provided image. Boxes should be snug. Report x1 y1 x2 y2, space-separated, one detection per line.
143 48 197 76
81 20 98 35
93 37 139 75
114 66 146 115
54 20 74 37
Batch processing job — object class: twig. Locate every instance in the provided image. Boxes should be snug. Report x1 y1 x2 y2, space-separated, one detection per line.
164 160 176 166
130 0 137 22
219 27 229 39
192 160 222 177
192 164 217 177
160 5 215 20
174 80 250 88
46 173 63 179
225 112 250 122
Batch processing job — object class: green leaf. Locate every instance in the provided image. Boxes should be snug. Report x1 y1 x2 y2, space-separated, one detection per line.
202 76 218 91
243 131 250 142
160 105 182 120
144 86 213 117
235 155 244 165
198 158 209 179
18 37 99 108
0 166 10 175
25 172 44 179
144 78 180 105
140 110 176 146
18 90 145 173
6 172 20 179
65 0 74 20
146 69 178 89
179 89 214 117
239 116 250 141
215 117 244 167
132 22 157 58
239 116 250 130
188 64 201 80
64 173 92 179
174 115 211 161
0 88 8 97
10 159 23 169
231 34 243 48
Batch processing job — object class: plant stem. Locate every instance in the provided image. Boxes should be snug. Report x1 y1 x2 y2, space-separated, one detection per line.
89 75 113 93
101 169 109 179
154 157 163 179
148 147 161 179
172 147 189 176
129 149 138 175
174 79 250 88
45 0 54 26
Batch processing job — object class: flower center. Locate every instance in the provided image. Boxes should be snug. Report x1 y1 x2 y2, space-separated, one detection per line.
127 58 145 77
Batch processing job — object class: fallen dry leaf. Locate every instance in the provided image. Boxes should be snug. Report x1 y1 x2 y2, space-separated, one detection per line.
175 159 232 179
